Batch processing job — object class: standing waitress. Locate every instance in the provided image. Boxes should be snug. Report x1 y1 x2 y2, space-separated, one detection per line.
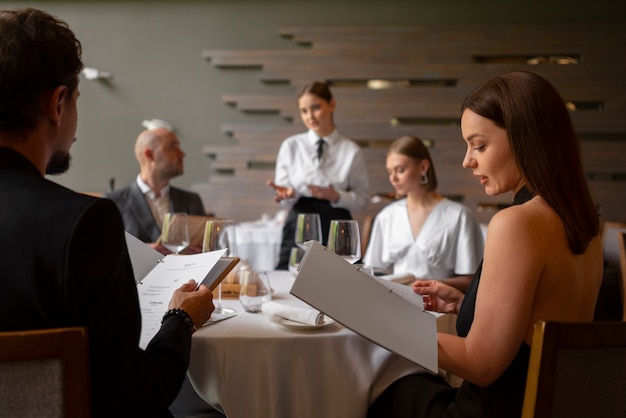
268 81 370 269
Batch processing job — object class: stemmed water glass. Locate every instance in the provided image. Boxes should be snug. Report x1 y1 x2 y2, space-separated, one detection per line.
294 213 322 249
288 246 306 277
203 219 238 314
161 212 189 254
327 219 361 264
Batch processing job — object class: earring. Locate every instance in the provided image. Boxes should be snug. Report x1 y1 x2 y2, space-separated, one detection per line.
420 173 429 185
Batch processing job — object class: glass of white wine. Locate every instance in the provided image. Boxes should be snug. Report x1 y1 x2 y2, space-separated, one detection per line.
161 212 189 254
327 219 361 264
203 219 238 314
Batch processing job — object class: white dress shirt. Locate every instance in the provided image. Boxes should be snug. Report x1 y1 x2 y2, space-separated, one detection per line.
136 175 170 228
273 129 369 212
363 198 484 280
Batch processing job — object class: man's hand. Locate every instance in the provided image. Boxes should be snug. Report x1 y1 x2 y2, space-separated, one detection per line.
168 280 215 330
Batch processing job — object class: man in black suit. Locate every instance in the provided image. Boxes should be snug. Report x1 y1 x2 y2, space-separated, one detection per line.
0 8 214 417
105 127 206 252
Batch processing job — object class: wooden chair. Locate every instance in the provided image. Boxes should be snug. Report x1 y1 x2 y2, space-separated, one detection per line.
619 231 626 321
522 320 626 418
595 221 626 320
360 213 376 258
358 193 396 263
0 327 91 418
156 214 218 249
602 222 626 277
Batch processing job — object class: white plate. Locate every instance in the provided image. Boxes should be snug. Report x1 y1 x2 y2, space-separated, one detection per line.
269 315 336 331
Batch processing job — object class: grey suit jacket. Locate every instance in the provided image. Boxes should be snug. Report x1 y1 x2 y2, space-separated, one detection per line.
104 182 205 243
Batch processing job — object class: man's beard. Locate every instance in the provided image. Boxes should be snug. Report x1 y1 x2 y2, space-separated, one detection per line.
45 151 71 175
165 166 183 179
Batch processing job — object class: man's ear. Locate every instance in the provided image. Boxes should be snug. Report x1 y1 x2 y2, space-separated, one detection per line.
48 85 68 127
144 147 155 162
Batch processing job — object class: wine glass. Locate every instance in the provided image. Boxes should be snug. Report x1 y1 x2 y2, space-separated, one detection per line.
294 213 322 249
203 219 238 314
327 219 361 264
161 212 189 254
288 246 305 277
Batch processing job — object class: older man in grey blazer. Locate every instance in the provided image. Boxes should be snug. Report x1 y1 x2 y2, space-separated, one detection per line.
105 127 206 251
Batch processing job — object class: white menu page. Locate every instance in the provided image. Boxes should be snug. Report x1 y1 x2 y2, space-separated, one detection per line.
125 232 227 349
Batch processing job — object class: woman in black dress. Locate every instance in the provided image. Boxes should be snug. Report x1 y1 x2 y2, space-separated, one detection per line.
368 71 604 417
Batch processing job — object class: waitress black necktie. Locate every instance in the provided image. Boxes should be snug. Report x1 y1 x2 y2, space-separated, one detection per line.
316 138 325 161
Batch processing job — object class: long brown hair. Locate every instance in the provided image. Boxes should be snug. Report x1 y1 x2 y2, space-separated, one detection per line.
299 81 333 103
461 71 598 253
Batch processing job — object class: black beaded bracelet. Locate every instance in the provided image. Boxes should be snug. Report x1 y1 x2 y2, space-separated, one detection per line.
162 308 196 334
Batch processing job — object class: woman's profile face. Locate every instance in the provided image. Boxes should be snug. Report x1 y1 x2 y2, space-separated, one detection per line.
461 109 523 196
298 92 335 137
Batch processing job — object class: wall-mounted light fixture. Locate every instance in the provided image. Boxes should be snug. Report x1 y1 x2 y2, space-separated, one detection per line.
142 119 175 132
81 66 113 81
327 78 457 89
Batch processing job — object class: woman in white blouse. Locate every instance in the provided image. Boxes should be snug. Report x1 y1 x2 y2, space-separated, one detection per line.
268 82 370 269
363 136 483 291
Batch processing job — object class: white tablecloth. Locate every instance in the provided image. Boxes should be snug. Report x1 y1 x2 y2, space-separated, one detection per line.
235 220 283 271
186 270 431 418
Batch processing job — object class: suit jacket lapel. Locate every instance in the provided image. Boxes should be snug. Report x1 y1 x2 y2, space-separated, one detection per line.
169 187 184 212
129 183 161 242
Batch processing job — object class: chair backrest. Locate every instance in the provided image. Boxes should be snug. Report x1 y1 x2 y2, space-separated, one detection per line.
619 231 626 320
522 320 626 418
0 327 91 418
601 221 626 278
360 213 376 258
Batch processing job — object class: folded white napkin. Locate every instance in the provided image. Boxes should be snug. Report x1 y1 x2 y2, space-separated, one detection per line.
263 301 325 325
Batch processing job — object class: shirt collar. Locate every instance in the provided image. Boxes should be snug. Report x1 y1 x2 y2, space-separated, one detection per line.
136 174 170 199
307 129 339 146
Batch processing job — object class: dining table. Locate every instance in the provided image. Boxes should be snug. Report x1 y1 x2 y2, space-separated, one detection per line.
183 269 456 418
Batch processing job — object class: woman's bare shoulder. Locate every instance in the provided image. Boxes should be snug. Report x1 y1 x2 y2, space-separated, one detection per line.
487 197 556 239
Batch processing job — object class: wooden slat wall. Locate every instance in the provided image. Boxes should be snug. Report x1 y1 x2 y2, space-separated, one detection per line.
195 23 626 227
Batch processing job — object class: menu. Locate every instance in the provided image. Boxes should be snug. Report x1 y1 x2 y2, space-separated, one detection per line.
125 232 238 349
290 240 438 373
